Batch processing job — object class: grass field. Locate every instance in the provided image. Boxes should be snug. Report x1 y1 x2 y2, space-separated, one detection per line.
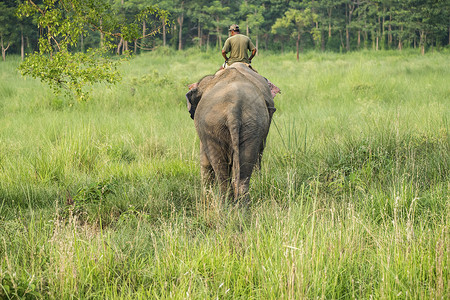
0 49 449 298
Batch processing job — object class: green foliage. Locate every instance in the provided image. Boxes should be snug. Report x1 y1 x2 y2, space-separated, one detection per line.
18 48 122 100
272 8 319 59
16 0 169 100
0 1 18 60
272 8 318 38
64 178 117 219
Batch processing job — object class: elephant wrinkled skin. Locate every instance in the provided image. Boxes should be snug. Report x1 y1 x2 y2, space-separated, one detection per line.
186 63 276 201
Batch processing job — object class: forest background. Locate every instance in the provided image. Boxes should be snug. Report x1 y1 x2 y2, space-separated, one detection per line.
1 0 450 63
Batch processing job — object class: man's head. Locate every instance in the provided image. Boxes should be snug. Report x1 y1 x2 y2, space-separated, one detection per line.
229 24 239 35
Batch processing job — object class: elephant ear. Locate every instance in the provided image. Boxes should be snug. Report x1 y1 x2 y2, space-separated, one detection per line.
185 88 200 120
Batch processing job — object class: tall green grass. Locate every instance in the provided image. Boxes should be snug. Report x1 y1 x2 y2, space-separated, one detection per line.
1 50 449 298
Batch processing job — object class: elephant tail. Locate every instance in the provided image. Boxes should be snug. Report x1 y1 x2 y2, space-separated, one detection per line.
229 118 241 199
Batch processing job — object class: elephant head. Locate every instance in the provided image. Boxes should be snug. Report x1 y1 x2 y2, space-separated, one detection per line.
185 87 200 120
185 75 215 120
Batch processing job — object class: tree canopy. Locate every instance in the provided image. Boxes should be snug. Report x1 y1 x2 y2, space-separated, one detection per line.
3 0 448 58
2 0 449 99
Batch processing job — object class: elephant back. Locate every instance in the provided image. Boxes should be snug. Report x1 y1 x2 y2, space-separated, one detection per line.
187 66 273 122
201 68 268 109
227 63 274 109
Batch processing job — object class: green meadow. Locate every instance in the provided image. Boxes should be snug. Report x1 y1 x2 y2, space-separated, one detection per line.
0 50 449 298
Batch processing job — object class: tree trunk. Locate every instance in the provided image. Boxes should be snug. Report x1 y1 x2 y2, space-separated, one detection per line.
100 19 104 48
177 12 184 50
1 36 11 61
321 30 325 51
296 32 300 61
124 40 128 53
1 37 4 61
198 20 202 47
246 19 249 36
117 38 123 55
388 14 392 48
314 21 319 50
21 31 25 61
134 40 137 54
382 8 385 49
2 45 9 61
420 30 426 55
345 27 350 51
142 20 146 49
345 4 352 51
80 33 84 53
363 30 368 49
398 25 403 51
216 16 222 48
377 15 381 51
357 30 361 49
163 18 166 47
328 8 332 38
372 31 375 50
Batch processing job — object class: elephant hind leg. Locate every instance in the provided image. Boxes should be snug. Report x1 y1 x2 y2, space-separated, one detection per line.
200 140 232 198
236 141 263 203
214 161 232 199
201 152 234 201
200 143 215 185
237 162 253 203
256 140 266 171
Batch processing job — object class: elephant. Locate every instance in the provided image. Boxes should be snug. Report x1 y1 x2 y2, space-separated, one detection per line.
186 63 277 201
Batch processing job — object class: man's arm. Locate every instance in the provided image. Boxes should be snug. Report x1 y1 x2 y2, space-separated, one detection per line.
222 50 228 62
248 48 257 62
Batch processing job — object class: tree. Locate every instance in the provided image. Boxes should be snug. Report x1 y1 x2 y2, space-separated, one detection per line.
119 0 171 53
240 1 265 51
187 0 208 48
272 8 318 61
176 1 185 50
408 0 449 54
0 0 448 56
204 1 230 49
354 1 379 50
0 1 18 61
388 0 415 50
17 0 168 100
342 0 357 51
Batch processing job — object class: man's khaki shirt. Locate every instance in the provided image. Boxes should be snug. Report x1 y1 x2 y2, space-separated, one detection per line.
222 34 256 65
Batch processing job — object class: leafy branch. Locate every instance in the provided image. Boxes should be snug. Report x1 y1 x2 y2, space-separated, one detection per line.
17 0 169 101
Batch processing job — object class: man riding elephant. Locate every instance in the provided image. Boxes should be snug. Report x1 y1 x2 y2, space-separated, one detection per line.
222 24 257 67
186 25 281 201
220 24 280 98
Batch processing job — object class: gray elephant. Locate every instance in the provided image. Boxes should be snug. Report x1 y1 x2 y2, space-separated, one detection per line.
186 63 277 201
